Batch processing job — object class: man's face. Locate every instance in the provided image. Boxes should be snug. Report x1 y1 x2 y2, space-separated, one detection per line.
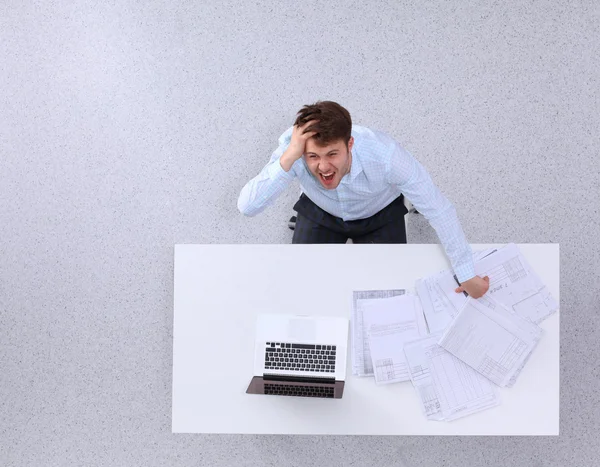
303 136 354 190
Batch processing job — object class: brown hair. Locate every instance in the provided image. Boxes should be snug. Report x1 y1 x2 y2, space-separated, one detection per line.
294 100 352 148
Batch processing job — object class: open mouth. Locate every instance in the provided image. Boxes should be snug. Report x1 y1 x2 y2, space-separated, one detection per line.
320 172 335 183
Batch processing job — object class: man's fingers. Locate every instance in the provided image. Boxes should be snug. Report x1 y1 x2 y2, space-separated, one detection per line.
484 276 490 282
294 119 319 132
455 287 463 293
300 119 320 130
301 131 319 141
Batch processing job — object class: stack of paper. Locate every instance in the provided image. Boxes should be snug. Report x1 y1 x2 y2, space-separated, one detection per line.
349 243 558 422
416 244 557 335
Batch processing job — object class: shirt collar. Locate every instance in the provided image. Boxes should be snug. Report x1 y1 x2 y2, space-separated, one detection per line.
342 143 362 184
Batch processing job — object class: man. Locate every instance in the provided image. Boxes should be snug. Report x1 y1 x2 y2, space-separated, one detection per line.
238 101 489 298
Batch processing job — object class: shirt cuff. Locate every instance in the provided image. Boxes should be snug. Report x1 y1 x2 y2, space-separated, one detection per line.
455 263 476 284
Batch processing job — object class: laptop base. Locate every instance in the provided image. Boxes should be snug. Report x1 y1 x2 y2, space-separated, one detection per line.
246 376 345 399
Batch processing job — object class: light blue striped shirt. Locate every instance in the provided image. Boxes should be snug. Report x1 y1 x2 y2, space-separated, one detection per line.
238 124 475 282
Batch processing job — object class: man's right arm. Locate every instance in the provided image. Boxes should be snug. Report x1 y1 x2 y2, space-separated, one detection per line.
237 137 296 217
237 120 319 216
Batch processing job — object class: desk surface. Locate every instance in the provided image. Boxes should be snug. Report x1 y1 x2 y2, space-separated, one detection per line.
172 243 559 435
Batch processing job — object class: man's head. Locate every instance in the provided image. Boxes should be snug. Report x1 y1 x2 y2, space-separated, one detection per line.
294 101 354 190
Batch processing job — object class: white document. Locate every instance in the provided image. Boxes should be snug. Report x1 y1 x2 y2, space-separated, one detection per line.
415 248 498 334
474 243 558 323
351 289 405 376
404 335 500 421
364 294 428 384
476 294 542 388
403 335 445 420
438 295 543 387
416 271 467 334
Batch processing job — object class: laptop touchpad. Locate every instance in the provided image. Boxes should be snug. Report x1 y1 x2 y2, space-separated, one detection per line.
288 319 317 341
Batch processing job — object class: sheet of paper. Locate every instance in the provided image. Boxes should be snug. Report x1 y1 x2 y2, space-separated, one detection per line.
470 294 544 388
438 295 543 387
404 335 444 420
351 289 405 376
364 294 428 384
477 294 543 388
415 271 467 334
404 335 500 421
428 343 501 421
474 243 558 323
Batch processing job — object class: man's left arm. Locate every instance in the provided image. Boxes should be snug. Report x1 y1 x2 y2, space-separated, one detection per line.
386 140 489 298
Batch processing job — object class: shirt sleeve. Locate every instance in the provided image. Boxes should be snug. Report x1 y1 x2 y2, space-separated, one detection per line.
386 140 476 282
237 127 298 217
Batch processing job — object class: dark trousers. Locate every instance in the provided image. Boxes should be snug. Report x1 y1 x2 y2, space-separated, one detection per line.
291 193 408 244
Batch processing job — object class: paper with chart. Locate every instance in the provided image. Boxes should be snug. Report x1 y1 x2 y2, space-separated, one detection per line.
403 335 444 420
351 289 405 376
415 248 499 334
415 271 467 334
438 295 543 387
363 294 428 384
474 243 558 323
476 294 542 387
404 335 500 421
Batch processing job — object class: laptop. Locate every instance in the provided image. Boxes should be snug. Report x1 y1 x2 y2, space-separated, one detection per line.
246 313 348 399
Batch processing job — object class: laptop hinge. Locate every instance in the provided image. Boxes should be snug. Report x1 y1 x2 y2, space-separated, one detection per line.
262 373 336 384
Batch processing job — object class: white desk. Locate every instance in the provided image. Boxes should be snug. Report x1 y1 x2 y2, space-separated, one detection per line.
172 244 559 435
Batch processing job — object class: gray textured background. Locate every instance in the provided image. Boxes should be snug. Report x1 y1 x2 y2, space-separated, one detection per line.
1 0 599 466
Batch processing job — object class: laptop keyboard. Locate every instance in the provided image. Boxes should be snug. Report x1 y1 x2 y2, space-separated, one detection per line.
264 383 335 398
264 342 337 373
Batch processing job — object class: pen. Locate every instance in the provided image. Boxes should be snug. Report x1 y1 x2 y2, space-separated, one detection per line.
453 274 468 297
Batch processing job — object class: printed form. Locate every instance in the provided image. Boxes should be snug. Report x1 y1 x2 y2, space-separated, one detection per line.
404 335 500 421
476 295 542 387
474 243 558 323
351 289 405 376
361 294 428 384
415 270 467 334
438 295 543 387
415 244 557 337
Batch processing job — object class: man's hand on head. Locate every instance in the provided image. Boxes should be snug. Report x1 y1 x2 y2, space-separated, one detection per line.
455 275 490 299
280 119 320 172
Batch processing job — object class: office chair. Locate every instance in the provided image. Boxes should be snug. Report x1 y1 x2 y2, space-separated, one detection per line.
287 196 419 231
